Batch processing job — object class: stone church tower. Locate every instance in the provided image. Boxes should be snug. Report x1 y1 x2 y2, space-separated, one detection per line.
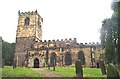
14 10 102 68
14 10 43 66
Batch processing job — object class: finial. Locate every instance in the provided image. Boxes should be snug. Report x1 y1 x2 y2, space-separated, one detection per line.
35 9 37 13
18 10 20 15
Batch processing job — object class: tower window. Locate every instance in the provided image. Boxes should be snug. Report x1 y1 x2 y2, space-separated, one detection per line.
24 17 30 25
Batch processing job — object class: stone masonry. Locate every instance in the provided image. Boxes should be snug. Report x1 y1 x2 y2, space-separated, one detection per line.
14 10 103 68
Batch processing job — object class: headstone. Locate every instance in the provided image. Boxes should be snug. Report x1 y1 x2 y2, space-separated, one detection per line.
107 64 119 78
99 59 106 75
13 60 16 69
96 60 100 68
75 60 83 77
43 62 45 67
2 59 5 68
53 60 55 71
48 64 50 70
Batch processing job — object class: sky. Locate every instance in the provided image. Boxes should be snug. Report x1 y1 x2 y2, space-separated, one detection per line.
0 0 113 43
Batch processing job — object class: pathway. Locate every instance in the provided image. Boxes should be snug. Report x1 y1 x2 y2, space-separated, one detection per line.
32 68 62 77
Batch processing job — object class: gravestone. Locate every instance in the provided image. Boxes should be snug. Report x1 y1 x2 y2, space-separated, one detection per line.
13 60 16 69
48 64 50 70
99 59 106 75
107 64 119 78
2 59 5 68
75 60 83 77
53 60 55 71
96 60 100 68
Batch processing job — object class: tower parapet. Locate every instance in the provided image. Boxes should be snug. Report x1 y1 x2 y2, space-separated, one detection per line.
17 10 42 41
18 10 42 18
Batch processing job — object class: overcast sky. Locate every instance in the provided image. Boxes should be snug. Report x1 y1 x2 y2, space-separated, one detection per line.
0 0 113 43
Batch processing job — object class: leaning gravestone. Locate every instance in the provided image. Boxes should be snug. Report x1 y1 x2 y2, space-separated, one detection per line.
107 63 119 78
75 60 83 77
99 59 106 75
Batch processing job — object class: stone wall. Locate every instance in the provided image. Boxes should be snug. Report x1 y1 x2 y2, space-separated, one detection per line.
15 10 43 67
17 11 42 40
15 37 35 66
14 11 102 68
26 46 102 68
27 50 46 68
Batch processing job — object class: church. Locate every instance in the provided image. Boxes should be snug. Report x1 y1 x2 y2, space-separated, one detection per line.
14 10 102 68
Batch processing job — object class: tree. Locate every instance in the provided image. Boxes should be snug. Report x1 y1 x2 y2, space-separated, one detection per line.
100 19 114 63
111 1 120 65
100 1 120 65
2 39 15 65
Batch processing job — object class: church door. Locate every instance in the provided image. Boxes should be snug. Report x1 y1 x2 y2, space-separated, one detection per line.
34 58 39 68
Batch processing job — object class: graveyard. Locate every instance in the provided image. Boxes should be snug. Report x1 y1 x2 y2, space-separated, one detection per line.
1 66 102 77
43 66 103 77
1 65 120 77
1 0 120 78
1 66 43 77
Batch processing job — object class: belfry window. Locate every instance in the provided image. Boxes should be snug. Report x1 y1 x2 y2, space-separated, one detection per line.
24 17 30 25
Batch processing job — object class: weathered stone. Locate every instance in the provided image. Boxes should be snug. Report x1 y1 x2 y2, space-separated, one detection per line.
96 60 100 68
99 59 106 75
77 51 86 65
14 11 103 68
75 60 83 77
53 60 55 71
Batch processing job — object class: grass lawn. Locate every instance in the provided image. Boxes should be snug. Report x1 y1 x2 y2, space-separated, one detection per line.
2 66 42 77
44 66 104 77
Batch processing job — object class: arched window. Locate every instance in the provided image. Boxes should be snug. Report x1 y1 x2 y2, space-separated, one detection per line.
65 51 72 65
24 17 30 25
77 51 86 65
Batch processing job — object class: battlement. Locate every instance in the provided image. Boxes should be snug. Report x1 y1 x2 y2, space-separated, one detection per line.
38 38 100 46
35 38 101 49
79 42 101 47
18 10 42 18
40 38 77 43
